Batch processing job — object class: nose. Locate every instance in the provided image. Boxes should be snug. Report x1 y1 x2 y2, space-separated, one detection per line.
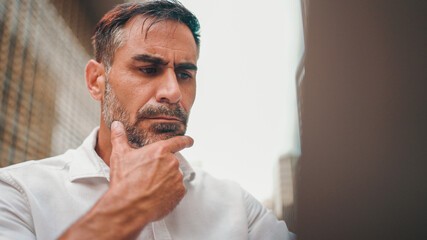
155 69 182 104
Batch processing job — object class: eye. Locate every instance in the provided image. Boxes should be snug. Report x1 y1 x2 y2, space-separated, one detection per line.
176 72 192 81
138 67 157 74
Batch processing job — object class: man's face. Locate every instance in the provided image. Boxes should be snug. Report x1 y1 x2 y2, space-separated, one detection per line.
102 17 198 147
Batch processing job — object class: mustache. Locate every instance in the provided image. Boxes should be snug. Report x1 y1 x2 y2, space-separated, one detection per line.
134 104 188 125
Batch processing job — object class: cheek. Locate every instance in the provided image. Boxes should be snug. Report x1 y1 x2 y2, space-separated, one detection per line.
113 84 154 117
182 85 196 112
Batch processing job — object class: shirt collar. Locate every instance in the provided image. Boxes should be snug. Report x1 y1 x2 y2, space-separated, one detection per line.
69 127 195 183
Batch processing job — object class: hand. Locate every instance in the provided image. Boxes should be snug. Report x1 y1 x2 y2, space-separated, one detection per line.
108 121 194 222
58 122 193 240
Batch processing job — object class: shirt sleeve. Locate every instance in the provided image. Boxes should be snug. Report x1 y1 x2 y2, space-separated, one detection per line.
243 189 292 240
0 171 36 240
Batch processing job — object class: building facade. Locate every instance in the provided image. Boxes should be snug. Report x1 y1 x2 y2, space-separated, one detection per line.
0 0 104 167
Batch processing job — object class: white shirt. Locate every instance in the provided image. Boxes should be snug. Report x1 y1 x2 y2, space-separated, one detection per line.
0 128 290 239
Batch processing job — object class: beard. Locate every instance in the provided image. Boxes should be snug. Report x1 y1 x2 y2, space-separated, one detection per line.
102 80 188 148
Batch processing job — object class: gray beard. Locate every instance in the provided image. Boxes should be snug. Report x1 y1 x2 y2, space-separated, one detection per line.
102 80 188 148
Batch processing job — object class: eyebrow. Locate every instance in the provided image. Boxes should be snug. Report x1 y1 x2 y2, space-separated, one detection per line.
175 62 198 71
131 54 169 65
132 53 198 71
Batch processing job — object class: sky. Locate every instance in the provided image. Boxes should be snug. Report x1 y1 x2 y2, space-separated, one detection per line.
178 0 305 202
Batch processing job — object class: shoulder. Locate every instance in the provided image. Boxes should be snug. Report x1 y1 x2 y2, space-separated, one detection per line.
0 127 100 184
0 150 82 239
0 149 80 193
0 151 73 179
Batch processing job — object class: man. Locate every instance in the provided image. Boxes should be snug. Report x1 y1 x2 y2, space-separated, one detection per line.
0 1 290 239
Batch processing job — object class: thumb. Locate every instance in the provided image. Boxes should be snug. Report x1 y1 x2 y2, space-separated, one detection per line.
110 121 129 153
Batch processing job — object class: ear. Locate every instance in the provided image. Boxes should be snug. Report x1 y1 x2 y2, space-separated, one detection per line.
86 60 106 101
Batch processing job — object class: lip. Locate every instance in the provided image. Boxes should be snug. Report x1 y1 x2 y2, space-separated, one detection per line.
146 116 182 122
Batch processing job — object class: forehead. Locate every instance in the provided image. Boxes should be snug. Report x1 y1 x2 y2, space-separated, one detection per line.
119 15 198 60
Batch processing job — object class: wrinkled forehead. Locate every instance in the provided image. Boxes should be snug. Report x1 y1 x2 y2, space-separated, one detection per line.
121 15 198 54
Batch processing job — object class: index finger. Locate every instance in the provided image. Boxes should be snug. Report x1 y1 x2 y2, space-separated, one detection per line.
161 136 194 153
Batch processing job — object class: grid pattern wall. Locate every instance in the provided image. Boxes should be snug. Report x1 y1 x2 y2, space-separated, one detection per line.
0 0 99 167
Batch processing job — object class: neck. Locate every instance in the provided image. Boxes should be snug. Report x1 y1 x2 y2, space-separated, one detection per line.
95 117 113 167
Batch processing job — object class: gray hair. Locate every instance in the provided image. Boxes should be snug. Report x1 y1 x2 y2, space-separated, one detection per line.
92 0 201 73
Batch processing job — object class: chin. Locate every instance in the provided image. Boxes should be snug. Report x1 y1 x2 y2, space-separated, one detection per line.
127 122 186 148
151 130 185 141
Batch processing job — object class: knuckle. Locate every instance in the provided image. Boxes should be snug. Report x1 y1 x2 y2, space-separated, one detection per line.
112 130 124 139
152 148 164 160
178 184 186 198
113 140 129 152
177 171 184 182
111 135 125 147
153 145 167 158
170 157 180 169
157 142 167 152
112 145 124 154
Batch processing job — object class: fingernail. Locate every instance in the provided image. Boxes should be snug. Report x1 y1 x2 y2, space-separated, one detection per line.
111 121 119 130
187 136 194 146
